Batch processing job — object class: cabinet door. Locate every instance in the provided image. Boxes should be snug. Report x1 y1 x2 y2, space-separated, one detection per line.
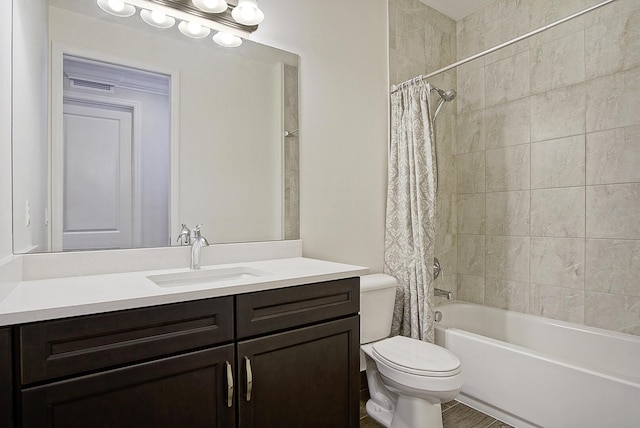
0 328 12 427
237 316 360 428
22 346 235 428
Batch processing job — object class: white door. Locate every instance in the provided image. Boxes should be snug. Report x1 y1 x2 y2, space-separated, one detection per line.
62 102 133 250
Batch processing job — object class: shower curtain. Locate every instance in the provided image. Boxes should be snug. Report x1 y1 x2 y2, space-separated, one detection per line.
384 79 437 343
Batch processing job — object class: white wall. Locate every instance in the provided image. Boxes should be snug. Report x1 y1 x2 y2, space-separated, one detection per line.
0 1 12 260
176 52 282 244
12 0 49 253
252 0 390 271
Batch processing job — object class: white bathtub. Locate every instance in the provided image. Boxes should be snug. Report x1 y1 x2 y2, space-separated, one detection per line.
434 301 640 428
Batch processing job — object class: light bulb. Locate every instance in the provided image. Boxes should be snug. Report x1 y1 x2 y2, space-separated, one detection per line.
140 9 175 28
108 0 125 12
213 31 242 48
231 0 264 26
97 0 136 17
239 7 255 21
178 21 211 38
188 21 202 34
151 10 166 24
192 0 228 13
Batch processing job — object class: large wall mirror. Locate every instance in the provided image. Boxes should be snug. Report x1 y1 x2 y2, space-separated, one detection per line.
12 0 299 254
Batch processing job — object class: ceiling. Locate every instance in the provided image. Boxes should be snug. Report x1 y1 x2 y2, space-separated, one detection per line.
418 0 496 21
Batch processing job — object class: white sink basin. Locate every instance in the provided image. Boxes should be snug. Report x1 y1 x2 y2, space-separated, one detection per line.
147 267 270 287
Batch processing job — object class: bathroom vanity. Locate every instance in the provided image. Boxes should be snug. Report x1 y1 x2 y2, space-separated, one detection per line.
0 256 366 428
0 328 12 427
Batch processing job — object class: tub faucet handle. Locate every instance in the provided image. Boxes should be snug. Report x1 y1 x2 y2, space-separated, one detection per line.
434 257 443 280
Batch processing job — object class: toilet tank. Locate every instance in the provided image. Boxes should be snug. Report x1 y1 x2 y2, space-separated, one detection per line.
360 274 398 344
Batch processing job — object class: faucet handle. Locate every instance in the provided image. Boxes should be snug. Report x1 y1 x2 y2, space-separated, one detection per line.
192 224 203 238
433 257 443 280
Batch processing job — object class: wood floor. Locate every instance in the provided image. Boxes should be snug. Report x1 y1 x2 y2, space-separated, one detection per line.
359 390 514 427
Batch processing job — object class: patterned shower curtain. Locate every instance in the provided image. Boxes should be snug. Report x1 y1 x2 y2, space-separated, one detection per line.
384 79 437 343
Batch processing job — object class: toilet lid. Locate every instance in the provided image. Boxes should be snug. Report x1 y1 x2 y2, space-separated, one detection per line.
372 336 461 377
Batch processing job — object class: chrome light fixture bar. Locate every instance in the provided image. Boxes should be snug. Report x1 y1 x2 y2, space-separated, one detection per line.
126 0 252 37
97 0 264 47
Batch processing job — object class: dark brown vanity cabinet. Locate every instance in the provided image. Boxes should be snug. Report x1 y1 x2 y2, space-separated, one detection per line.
10 276 360 428
1 328 13 427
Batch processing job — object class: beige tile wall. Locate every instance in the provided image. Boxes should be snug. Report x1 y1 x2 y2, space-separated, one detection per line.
389 0 459 300
455 0 640 335
284 64 299 240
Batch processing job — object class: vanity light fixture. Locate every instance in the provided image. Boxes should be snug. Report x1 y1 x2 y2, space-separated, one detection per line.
192 0 228 14
140 9 176 28
96 0 262 48
97 0 136 17
212 31 242 47
231 0 264 25
178 21 211 38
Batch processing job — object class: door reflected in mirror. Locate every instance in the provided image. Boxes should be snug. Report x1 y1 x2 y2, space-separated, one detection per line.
12 0 300 254
60 56 170 251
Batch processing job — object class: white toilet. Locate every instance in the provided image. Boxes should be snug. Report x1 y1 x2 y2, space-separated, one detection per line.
360 274 463 428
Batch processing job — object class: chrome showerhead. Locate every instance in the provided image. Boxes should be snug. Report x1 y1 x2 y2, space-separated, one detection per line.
432 87 456 121
434 87 456 102
441 89 457 101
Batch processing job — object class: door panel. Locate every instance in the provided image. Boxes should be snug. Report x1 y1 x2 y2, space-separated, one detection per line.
237 317 360 428
22 346 235 428
62 102 133 250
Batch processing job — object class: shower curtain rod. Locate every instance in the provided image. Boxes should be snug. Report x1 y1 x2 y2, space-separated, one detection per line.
399 0 617 83
390 79 447 94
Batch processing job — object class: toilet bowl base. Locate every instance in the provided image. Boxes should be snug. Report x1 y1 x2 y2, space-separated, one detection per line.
366 395 444 428
366 399 393 427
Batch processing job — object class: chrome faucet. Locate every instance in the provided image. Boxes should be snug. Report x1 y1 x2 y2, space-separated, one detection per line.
177 224 191 246
434 288 453 300
190 224 209 270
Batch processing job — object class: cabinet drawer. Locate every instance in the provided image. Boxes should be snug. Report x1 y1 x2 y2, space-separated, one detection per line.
20 296 233 384
236 277 359 339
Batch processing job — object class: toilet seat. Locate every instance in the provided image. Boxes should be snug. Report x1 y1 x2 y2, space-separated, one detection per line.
372 336 461 377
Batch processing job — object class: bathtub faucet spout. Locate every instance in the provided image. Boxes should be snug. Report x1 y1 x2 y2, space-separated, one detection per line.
434 288 453 300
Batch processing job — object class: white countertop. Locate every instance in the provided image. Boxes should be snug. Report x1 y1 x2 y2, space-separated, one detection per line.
0 257 368 326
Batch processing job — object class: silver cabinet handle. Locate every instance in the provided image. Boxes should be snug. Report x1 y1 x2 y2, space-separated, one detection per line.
244 356 253 402
226 361 234 408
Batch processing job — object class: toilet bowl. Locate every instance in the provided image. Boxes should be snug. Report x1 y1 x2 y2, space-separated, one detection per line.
360 274 463 428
